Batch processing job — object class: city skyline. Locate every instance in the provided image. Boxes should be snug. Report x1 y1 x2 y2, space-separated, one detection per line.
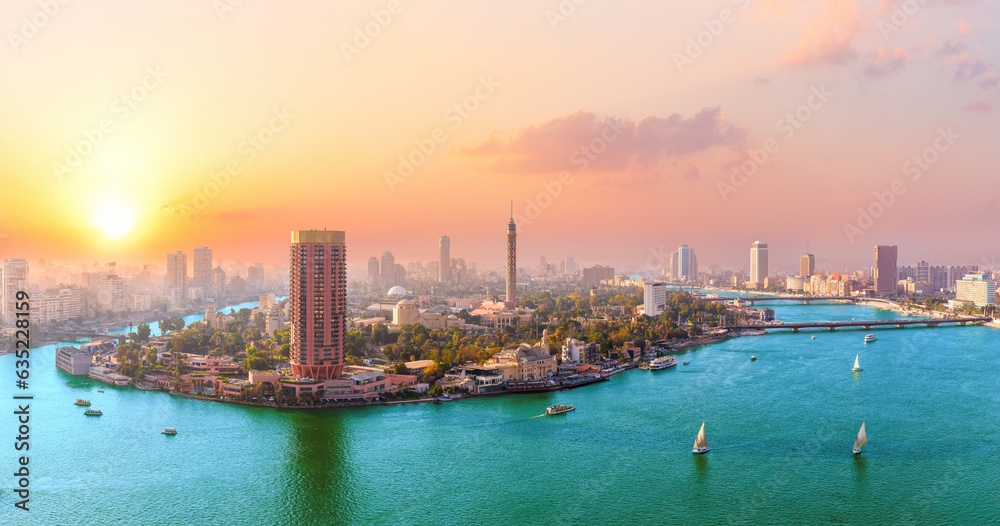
2 1 998 270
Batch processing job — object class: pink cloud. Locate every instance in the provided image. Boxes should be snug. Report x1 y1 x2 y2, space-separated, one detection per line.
864 46 908 77
784 0 865 67
958 20 969 35
963 100 992 112
455 109 748 175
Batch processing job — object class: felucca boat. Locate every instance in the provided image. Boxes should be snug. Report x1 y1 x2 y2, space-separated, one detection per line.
692 422 709 454
853 422 867 454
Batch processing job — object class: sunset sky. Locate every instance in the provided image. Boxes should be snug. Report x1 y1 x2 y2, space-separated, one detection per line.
1 0 998 275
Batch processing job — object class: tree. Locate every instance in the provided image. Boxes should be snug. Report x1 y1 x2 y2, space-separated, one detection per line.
137 323 152 342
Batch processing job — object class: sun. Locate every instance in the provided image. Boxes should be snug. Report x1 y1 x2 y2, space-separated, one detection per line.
92 198 138 240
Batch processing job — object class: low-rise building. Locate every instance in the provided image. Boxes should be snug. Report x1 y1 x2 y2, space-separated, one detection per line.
560 338 600 365
56 346 92 376
483 344 557 380
89 366 131 386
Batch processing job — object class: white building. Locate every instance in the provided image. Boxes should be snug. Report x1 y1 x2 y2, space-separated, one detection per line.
56 346 92 376
37 287 82 323
750 241 768 289
561 338 600 364
97 274 128 312
642 280 667 317
955 273 996 307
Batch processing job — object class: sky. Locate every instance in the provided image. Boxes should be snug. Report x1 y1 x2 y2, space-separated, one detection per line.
1 0 998 275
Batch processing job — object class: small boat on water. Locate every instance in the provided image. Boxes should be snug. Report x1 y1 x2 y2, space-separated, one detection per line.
692 422 710 454
852 354 863 372
853 422 867 454
84 409 102 416
546 404 575 415
811 336 816 340
97 390 104 393
864 334 876 343
162 427 177 435
74 399 91 406
438 395 453 402
648 356 678 370
750 355 757 361
683 361 690 365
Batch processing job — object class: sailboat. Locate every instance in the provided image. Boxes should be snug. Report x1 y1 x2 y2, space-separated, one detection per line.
692 422 710 454
853 422 867 454
852 354 863 372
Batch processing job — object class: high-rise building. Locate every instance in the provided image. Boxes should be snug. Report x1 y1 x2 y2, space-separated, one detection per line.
873 245 898 296
506 210 517 306
800 253 815 277
289 230 347 380
212 266 227 300
671 244 698 282
367 257 380 285
750 241 768 288
247 263 264 292
915 260 930 283
642 280 667 317
96 274 127 312
192 247 213 296
2 258 29 325
166 252 187 299
439 236 451 283
565 256 577 274
956 273 995 307
582 265 615 285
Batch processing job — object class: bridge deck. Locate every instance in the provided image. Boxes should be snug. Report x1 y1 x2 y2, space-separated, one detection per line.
730 317 989 330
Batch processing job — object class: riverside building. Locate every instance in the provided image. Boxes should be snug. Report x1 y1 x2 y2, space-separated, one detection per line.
289 230 347 381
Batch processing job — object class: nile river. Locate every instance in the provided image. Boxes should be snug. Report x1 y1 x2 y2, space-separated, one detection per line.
3 300 1000 524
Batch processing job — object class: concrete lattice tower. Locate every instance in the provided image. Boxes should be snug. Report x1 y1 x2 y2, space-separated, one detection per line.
506 205 517 306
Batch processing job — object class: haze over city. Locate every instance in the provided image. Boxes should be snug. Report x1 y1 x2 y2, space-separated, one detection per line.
2 0 998 271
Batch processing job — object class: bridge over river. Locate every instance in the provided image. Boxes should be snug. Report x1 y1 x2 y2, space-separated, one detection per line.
730 316 991 332
705 296 855 305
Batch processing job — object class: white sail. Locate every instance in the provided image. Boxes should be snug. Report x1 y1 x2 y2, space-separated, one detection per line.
694 422 708 450
853 354 861 370
854 422 867 450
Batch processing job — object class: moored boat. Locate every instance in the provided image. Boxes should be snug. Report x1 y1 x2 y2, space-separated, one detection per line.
546 404 575 415
648 356 678 370
84 408 102 416
692 422 710 454
74 399 91 406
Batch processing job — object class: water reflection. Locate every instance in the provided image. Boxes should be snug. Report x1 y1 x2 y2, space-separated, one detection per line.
693 453 709 484
278 411 357 523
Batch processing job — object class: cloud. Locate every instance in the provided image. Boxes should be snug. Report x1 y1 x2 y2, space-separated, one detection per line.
953 54 990 80
937 39 965 58
963 99 992 112
455 109 748 175
958 20 969 36
783 0 864 67
978 71 998 88
864 46 908 77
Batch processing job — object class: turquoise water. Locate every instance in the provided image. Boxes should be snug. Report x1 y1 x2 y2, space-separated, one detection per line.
3 300 1000 524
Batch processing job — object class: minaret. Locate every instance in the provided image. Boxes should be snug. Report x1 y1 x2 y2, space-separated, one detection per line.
506 203 517 308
